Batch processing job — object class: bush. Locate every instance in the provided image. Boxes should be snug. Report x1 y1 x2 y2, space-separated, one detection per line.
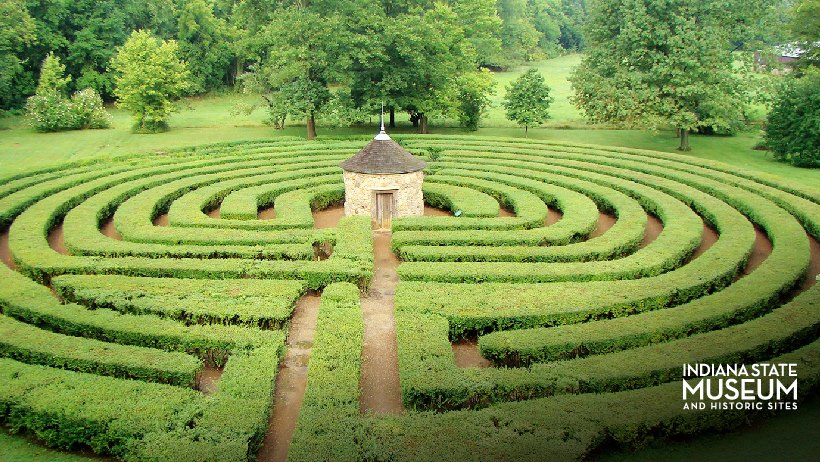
25 92 79 132
25 89 111 132
71 88 113 129
764 70 820 168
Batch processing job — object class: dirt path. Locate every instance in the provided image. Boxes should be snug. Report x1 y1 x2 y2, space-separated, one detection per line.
687 224 720 262
47 222 69 255
313 204 344 228
257 294 321 462
741 226 774 277
640 215 664 248
197 366 224 395
258 206 276 220
424 205 451 216
100 217 123 240
153 213 169 226
452 339 493 368
801 235 820 290
545 208 563 226
359 231 404 415
590 212 617 238
0 230 17 270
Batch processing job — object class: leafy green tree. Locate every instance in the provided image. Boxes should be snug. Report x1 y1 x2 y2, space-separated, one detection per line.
503 68 553 132
764 70 820 168
388 4 475 133
36 53 72 96
570 0 775 151
110 30 191 133
26 53 111 131
558 0 587 50
242 7 348 139
452 0 503 67
0 0 36 110
456 69 496 130
790 0 819 71
497 0 540 64
529 0 565 57
177 0 234 92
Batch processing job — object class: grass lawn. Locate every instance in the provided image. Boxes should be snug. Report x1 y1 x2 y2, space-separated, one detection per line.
597 398 820 462
0 430 110 461
0 54 815 186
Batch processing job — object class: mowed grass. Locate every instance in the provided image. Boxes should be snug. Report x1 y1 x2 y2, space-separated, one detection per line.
1 54 817 189
484 53 584 124
597 398 820 462
0 430 110 462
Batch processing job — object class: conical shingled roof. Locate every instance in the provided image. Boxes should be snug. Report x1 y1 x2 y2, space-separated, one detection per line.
339 127 426 174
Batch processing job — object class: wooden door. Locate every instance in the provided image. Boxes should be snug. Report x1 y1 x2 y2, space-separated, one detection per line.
374 192 393 229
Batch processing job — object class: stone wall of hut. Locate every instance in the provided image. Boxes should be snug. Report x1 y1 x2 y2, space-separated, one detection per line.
342 171 424 218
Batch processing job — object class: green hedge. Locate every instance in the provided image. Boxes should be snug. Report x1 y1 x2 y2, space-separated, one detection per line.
421 181 500 217
393 174 548 231
363 339 819 461
0 358 203 456
397 286 818 411
52 276 306 329
289 283 364 462
0 266 280 367
129 343 283 461
169 170 343 228
0 314 202 387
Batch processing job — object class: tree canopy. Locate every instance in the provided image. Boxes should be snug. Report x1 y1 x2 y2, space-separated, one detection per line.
764 69 820 168
110 30 190 133
570 0 777 150
504 68 553 132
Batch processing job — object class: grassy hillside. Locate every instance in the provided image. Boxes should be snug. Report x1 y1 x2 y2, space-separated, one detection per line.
1 55 815 188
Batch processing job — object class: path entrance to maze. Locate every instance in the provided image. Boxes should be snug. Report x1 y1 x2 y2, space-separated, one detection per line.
0 136 817 461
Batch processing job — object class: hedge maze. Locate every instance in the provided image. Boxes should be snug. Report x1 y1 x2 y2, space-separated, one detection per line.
0 135 818 461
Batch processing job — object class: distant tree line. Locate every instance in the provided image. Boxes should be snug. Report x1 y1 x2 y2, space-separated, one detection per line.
0 0 588 114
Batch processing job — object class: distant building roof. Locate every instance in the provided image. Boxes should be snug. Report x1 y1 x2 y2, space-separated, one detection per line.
775 42 817 58
339 124 426 174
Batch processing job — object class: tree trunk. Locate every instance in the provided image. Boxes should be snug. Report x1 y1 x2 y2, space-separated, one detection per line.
675 128 681 138
307 113 316 140
678 128 691 151
389 107 395 128
419 115 429 134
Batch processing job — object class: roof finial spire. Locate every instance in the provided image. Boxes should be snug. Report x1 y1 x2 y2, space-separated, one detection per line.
375 101 391 140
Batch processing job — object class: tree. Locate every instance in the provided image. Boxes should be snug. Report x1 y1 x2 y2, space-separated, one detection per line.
504 68 553 132
763 70 820 168
26 54 111 132
177 0 234 92
456 69 496 130
388 4 475 133
498 0 540 64
570 0 776 151
529 0 565 57
790 0 819 72
110 30 191 133
36 53 71 96
242 7 348 139
0 0 35 110
452 0 503 67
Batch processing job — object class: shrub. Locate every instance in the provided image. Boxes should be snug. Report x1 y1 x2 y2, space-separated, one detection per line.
71 88 113 129
25 92 79 132
26 90 111 132
25 53 111 132
764 70 820 168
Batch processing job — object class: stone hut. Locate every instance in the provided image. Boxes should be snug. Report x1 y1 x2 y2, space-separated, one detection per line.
339 122 426 229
